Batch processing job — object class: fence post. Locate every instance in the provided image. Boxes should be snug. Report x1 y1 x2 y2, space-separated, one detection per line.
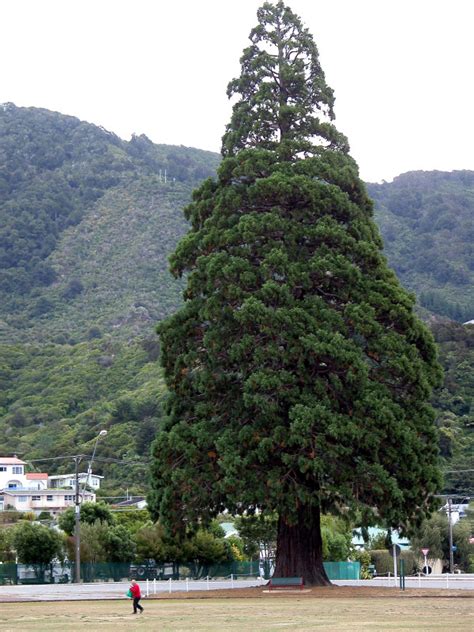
146 578 149 596
231 573 234 589
446 574 449 589
186 577 189 592
168 577 172 594
207 575 210 591
153 578 156 595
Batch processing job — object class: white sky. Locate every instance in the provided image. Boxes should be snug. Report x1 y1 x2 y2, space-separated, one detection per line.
1 0 473 182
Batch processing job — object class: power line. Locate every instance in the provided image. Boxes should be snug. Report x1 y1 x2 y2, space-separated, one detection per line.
25 455 146 466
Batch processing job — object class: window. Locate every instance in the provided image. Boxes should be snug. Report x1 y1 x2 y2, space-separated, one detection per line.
46 495 53 502
12 466 23 475
18 496 28 503
64 495 74 501
0 466 6 472
32 496 41 501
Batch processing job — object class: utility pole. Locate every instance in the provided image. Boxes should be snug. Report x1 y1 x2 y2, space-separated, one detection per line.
448 497 454 574
74 455 82 584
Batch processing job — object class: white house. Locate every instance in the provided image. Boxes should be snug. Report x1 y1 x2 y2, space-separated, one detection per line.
0 456 100 516
1 488 96 516
48 473 103 490
0 457 28 490
25 473 49 490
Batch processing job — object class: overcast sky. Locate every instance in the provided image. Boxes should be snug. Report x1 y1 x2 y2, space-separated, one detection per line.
1 0 473 182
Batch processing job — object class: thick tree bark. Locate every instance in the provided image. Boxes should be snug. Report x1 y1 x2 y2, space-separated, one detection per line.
273 504 331 586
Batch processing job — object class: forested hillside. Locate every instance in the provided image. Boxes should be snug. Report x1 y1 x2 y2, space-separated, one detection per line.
369 171 474 323
0 104 472 497
431 321 474 496
0 103 218 343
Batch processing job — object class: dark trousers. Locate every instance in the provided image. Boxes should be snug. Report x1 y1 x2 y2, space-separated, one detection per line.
133 596 143 613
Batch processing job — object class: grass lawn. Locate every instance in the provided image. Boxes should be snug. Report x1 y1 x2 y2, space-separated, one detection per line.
0 596 472 631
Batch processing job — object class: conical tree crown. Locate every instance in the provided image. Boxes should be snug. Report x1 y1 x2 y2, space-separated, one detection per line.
222 0 349 158
150 2 442 555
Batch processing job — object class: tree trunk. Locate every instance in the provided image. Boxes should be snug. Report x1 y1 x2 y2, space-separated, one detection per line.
273 504 331 586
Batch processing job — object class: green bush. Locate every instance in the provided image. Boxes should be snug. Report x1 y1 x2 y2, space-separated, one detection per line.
370 549 418 575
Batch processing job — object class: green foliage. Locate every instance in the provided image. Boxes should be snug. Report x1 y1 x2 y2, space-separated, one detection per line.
149 2 442 585
0 103 219 344
351 549 372 579
12 521 64 566
222 1 348 159
410 511 474 572
183 529 231 567
135 522 171 562
408 512 446 561
113 509 150 535
370 549 417 575
0 528 15 562
233 514 277 560
58 502 114 536
0 338 166 492
320 515 352 561
431 322 474 494
368 531 391 551
368 171 474 321
102 524 136 562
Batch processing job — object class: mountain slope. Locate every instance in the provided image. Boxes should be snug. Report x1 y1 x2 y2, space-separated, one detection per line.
0 104 219 343
0 105 472 497
16 178 190 343
368 171 474 322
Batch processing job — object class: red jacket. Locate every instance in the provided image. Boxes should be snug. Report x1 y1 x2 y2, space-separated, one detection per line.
130 583 141 598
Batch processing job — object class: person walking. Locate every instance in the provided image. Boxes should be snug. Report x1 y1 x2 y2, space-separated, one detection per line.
129 579 144 614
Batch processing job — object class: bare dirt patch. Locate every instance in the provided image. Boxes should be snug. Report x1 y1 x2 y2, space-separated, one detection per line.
154 584 471 600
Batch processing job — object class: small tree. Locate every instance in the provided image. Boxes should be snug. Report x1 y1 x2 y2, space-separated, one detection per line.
13 522 64 580
234 514 278 560
182 530 230 578
58 502 114 536
103 525 136 563
0 528 15 562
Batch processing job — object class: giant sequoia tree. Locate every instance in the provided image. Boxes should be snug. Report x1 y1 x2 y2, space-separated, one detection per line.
149 2 442 585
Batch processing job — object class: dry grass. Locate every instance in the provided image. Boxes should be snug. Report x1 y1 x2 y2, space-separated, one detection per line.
0 593 472 632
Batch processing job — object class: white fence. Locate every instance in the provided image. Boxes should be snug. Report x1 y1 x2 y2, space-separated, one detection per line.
144 576 266 595
334 574 474 591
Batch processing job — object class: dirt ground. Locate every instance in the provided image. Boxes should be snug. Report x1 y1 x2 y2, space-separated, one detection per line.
154 584 471 600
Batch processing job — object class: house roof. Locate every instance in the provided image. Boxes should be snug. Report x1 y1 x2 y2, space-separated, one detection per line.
26 473 48 480
113 497 146 507
48 473 104 480
352 527 410 548
0 457 26 465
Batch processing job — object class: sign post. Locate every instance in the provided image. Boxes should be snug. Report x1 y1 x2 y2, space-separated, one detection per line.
421 548 429 575
389 544 401 583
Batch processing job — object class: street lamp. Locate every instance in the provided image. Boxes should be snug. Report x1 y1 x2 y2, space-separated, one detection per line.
84 429 108 492
74 429 108 583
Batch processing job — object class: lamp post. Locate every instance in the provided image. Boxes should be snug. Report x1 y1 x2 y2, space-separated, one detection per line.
448 497 454 574
84 430 108 491
74 430 108 583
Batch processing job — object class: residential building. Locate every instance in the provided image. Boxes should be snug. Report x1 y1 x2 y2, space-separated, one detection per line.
0 456 100 516
0 488 95 516
0 457 28 490
48 473 103 491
